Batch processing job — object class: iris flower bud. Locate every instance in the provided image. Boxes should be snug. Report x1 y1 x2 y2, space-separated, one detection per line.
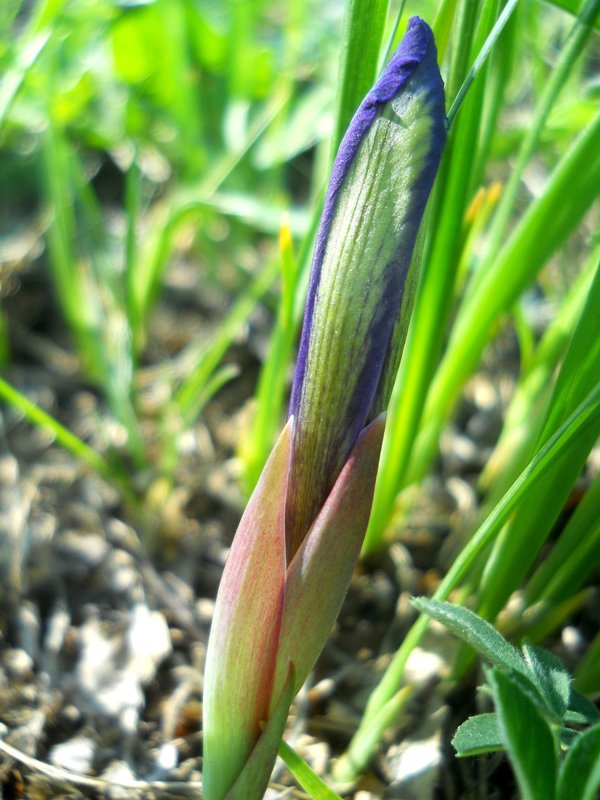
203 17 446 800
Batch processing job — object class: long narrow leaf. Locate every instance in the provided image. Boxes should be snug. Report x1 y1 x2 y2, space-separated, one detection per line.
411 109 600 487
478 256 600 618
277 739 343 800
330 0 390 156
557 724 600 800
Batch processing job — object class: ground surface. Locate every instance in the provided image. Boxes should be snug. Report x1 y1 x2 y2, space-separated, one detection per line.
0 234 597 800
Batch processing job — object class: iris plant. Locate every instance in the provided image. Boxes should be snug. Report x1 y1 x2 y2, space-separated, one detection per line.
202 18 446 800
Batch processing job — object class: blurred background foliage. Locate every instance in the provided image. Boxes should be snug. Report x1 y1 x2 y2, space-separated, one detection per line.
1 0 600 787
1 0 598 564
0 0 341 490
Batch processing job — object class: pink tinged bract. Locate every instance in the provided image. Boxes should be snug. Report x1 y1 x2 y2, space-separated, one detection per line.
224 662 296 800
272 415 385 702
203 416 385 800
202 420 292 800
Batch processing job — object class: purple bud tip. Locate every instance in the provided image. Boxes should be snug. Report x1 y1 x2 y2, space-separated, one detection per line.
286 17 446 557
290 16 443 418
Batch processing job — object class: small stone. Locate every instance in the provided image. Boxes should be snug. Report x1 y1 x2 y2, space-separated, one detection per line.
127 603 172 684
308 677 336 703
58 531 109 568
104 549 139 594
384 702 447 795
43 602 70 672
49 736 95 773
100 760 141 800
61 705 81 724
445 477 477 515
2 648 33 679
155 742 178 773
17 601 41 664
441 428 482 472
466 409 502 446
404 647 445 686
469 374 498 410
296 735 329 776
195 598 215 622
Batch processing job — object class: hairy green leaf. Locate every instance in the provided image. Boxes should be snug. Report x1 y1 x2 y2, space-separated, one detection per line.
522 644 571 720
489 669 558 800
557 723 600 800
411 598 526 674
452 713 504 756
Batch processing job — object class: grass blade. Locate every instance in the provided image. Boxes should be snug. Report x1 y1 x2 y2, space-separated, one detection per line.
175 256 280 426
0 376 136 507
484 0 600 256
337 379 600 779
557 723 600 800
446 0 519 128
330 0 390 156
411 109 600 487
130 88 290 349
277 739 343 800
525 470 600 605
478 257 600 619
239 219 297 493
575 632 600 695
480 249 598 497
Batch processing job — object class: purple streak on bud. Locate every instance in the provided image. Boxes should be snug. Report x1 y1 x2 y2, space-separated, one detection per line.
290 16 442 419
287 17 446 557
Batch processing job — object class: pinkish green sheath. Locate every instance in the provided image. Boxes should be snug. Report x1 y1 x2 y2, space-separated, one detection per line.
272 415 385 702
202 421 291 800
224 662 296 800
202 418 385 800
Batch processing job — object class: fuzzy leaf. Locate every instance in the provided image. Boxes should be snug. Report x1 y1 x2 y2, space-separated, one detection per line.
411 598 527 674
503 667 561 722
452 713 504 756
567 689 600 725
489 668 558 800
557 723 600 800
522 643 571 720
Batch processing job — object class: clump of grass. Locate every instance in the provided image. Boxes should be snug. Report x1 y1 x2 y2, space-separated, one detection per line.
1 0 599 797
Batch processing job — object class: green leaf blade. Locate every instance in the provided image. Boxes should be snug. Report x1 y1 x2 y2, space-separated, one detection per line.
557 723 600 800
452 713 504 756
568 690 600 725
411 598 527 674
278 739 343 800
522 644 571 721
331 0 390 156
489 669 558 800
